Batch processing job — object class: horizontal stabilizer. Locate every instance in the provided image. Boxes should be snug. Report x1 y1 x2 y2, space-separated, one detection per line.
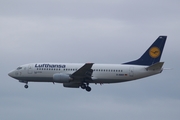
146 62 164 71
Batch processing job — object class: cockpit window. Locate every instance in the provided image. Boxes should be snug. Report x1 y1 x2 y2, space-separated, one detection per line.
17 67 22 70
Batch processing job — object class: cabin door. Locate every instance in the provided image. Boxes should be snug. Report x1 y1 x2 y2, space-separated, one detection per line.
28 64 33 74
129 67 134 77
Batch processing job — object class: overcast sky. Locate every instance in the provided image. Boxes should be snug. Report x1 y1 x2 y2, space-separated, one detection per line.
0 0 180 120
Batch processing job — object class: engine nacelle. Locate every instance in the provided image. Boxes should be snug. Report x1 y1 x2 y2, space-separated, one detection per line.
63 83 80 88
53 73 71 83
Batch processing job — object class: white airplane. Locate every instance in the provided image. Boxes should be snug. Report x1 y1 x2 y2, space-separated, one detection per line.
8 36 167 92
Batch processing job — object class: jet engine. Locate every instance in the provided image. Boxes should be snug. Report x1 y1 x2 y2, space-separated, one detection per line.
53 73 71 83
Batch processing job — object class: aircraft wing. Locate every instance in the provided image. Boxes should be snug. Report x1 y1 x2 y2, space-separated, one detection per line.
71 63 94 81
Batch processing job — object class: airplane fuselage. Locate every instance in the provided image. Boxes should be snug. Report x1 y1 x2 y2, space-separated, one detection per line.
9 63 162 84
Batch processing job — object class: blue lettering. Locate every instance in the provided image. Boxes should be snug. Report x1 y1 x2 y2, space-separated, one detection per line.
35 64 66 68
35 64 38 67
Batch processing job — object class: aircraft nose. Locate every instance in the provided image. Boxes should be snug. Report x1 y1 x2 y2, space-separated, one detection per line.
8 71 14 77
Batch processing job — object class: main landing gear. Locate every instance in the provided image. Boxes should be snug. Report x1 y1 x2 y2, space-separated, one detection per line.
81 83 91 92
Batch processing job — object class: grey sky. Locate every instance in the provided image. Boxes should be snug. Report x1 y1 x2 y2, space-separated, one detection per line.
0 0 180 120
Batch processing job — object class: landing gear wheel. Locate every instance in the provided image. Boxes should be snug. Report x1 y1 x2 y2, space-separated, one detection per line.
24 84 28 89
81 83 86 89
86 86 91 92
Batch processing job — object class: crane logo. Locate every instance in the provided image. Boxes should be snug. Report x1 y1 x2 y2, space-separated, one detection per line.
149 47 160 58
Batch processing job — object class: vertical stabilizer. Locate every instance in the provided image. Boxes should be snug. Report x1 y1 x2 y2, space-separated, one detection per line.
124 36 167 66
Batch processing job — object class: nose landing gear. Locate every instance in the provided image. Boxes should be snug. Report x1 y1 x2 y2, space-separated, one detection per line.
19 80 29 89
24 82 28 89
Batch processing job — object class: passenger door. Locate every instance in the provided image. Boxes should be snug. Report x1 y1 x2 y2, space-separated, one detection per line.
28 64 33 74
129 67 134 77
